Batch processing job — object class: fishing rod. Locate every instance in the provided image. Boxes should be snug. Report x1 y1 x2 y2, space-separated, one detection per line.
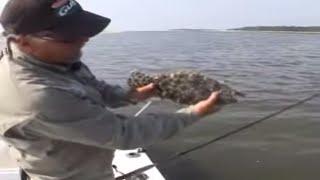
116 92 320 180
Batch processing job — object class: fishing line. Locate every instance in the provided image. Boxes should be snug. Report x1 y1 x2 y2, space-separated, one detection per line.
135 101 153 117
116 93 320 180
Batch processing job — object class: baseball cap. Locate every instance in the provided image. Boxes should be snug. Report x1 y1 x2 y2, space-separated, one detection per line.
0 0 111 40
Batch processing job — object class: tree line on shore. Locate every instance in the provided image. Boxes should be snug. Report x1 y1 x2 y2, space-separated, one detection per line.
230 26 320 32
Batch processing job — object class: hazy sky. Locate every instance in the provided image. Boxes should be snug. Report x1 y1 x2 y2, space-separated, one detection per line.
0 0 319 32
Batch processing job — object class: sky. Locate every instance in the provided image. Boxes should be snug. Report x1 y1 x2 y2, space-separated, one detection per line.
0 0 319 32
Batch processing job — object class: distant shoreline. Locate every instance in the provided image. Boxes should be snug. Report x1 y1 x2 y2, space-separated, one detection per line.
168 27 320 34
229 26 320 33
225 29 320 34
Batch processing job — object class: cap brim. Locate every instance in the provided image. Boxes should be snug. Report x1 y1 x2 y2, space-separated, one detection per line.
51 11 111 40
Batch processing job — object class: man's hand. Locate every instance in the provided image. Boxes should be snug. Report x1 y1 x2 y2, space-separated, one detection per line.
130 83 156 102
191 91 221 117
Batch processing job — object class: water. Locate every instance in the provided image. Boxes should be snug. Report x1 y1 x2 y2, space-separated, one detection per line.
1 31 320 179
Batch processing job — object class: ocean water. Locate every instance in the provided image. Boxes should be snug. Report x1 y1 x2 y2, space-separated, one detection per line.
1 31 320 180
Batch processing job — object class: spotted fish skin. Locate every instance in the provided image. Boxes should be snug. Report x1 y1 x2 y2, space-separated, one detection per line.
128 71 244 105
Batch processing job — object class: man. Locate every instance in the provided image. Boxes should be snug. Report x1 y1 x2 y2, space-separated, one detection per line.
0 0 220 179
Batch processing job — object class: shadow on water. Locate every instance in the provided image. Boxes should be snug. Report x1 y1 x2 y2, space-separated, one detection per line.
148 146 214 180
117 95 320 180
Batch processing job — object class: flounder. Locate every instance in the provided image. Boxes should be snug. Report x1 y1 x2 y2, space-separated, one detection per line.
128 70 244 105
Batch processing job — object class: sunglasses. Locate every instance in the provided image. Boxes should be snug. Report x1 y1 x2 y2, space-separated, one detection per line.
31 31 83 43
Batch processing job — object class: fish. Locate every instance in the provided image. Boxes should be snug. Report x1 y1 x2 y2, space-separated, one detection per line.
128 70 244 105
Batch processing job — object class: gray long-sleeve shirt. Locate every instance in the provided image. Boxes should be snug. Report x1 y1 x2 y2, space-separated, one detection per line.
0 45 199 180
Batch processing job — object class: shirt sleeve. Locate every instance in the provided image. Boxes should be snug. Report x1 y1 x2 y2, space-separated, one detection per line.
24 88 200 150
95 80 135 108
80 64 134 108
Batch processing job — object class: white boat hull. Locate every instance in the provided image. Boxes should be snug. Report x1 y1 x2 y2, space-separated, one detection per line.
112 149 165 179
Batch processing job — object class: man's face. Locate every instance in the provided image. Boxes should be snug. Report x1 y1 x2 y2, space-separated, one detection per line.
16 35 89 64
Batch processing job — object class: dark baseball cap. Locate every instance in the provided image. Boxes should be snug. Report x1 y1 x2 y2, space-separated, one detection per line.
0 0 111 40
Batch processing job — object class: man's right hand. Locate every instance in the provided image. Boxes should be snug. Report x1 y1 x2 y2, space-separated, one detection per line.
191 91 221 117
